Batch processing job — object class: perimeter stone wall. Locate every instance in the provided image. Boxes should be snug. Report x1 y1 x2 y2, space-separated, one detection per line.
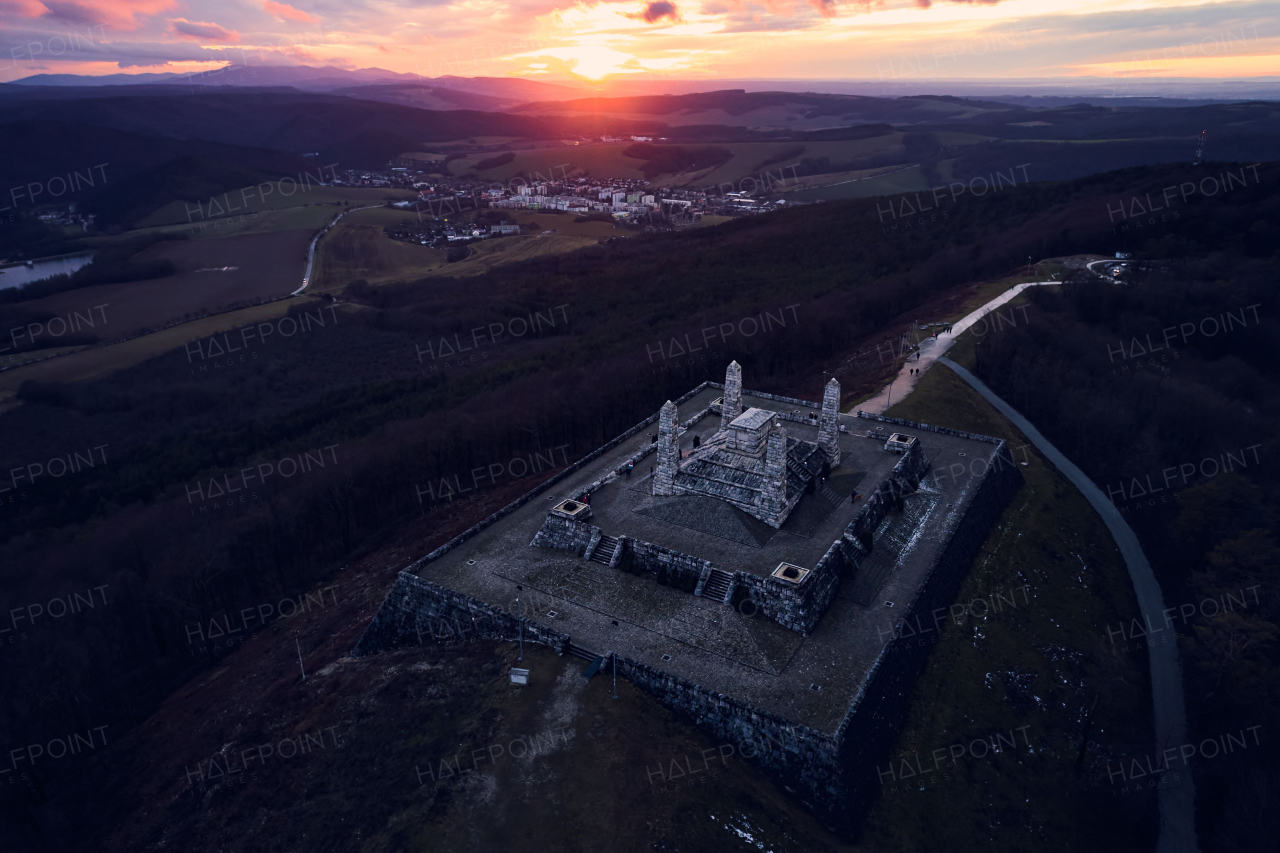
352 572 570 657
352 389 1025 840
826 438 1024 831
612 654 846 817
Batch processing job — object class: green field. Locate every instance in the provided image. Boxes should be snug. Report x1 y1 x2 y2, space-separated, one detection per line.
786 164 932 201
446 144 643 182
500 210 624 239
136 186 417 229
0 296 333 403
313 209 448 291
442 133 992 191
860 362 1153 852
426 234 600 278
26 228 312 338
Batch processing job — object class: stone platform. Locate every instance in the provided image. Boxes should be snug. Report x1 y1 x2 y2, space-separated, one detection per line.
353 379 1024 834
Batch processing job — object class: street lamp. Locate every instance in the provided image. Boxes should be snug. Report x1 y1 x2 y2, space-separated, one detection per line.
611 620 619 699
516 584 523 661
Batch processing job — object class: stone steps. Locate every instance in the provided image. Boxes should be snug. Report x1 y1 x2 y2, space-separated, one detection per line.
589 535 618 564
566 641 597 661
701 568 735 603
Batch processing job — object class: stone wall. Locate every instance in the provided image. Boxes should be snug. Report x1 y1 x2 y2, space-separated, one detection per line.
844 438 929 545
856 411 1004 445
706 381 821 411
530 513 596 553
352 571 570 657
612 654 845 817
625 539 709 595
825 439 1024 831
733 535 853 636
399 381 712 576
351 385 1025 840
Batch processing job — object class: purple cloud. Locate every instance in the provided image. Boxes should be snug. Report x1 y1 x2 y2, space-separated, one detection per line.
642 1 678 22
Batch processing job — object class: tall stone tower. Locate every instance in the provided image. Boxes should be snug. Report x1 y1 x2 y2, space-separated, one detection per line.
759 424 789 525
653 400 679 496
720 360 743 430
818 377 842 466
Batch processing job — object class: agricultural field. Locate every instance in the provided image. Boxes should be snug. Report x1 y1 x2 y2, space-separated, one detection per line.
498 210 625 239
442 133 990 190
446 143 641 182
312 207 448 291
21 229 313 339
424 234 600 278
0 295 332 403
785 164 933 201
135 186 417 229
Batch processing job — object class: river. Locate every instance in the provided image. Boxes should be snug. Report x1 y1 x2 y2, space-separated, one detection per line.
0 254 94 291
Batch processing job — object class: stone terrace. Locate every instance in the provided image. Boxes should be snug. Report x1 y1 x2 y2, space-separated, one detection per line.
407 385 1008 734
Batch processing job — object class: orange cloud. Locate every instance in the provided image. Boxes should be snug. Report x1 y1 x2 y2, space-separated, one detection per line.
170 18 239 42
263 0 317 23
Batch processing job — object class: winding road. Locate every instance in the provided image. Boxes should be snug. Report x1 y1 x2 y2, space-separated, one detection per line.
859 277 1199 853
293 204 382 296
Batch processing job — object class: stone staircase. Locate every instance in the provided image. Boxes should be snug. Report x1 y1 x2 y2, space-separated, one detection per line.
589 535 619 565
701 568 735 603
566 641 597 661
815 482 846 511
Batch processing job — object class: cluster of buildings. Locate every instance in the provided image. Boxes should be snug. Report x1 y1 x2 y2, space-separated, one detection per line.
382 216 521 247
332 158 796 231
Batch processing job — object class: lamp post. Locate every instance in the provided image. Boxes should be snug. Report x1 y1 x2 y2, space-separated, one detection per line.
611 620 619 699
886 379 893 408
516 584 523 661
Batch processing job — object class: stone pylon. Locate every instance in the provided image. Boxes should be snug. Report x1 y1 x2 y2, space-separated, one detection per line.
818 377 842 466
653 400 679 496
759 424 789 526
720 360 743 430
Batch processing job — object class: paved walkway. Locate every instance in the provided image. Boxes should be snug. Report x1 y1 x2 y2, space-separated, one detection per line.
938 356 1199 853
859 280 1058 414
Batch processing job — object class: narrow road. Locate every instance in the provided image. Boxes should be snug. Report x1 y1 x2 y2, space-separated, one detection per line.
293 204 382 296
859 280 1058 414
937 356 1198 853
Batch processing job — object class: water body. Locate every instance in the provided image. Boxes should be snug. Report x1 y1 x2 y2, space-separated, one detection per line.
0 254 93 291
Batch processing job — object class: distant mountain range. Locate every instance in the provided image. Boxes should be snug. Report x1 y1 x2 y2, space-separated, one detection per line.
13 65 1280 103
12 65 586 101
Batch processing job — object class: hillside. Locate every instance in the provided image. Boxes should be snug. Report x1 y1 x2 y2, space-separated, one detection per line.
0 91 560 166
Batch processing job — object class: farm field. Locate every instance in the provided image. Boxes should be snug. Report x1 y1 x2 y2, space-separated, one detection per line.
442 133 990 190
312 208 448 291
136 186 417 228
786 164 933 201
0 295 332 404
500 210 624 239
89 204 341 243
447 144 641 182
22 229 314 339
424 234 599 278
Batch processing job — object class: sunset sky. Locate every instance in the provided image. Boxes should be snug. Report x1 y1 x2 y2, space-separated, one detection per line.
0 0 1274 84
